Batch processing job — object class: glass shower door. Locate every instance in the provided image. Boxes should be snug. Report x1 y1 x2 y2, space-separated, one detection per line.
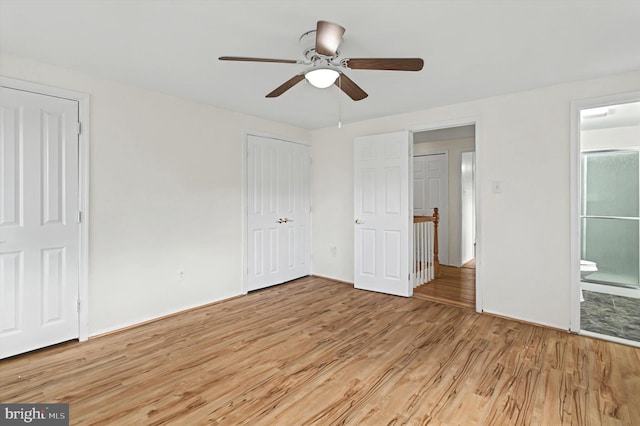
580 150 639 288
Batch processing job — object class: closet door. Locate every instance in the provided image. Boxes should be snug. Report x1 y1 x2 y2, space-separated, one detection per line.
1 87 80 358
247 135 311 291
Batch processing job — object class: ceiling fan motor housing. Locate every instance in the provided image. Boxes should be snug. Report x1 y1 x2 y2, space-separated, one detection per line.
299 29 340 63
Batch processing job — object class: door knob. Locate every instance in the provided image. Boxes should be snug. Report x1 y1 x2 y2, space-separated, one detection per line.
277 218 284 223
355 219 364 224
284 218 294 223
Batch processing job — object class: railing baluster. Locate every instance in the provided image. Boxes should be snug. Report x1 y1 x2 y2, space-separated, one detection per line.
418 223 422 287
411 223 420 288
427 221 433 282
413 212 439 288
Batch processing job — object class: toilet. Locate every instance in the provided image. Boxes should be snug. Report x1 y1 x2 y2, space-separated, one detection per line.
580 260 598 302
580 260 598 278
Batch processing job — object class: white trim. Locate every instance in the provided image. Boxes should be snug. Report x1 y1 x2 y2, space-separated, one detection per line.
241 131 249 295
0 76 91 341
414 150 449 157
408 131 414 297
582 281 640 299
241 129 312 295
459 149 476 267
242 128 311 147
569 90 640 333
407 115 483 313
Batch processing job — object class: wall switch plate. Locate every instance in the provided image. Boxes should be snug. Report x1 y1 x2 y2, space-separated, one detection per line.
491 181 502 194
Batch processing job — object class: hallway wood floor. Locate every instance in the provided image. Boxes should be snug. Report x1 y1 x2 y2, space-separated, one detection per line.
413 264 476 309
1 276 639 425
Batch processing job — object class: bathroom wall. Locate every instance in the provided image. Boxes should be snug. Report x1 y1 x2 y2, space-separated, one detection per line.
582 125 640 150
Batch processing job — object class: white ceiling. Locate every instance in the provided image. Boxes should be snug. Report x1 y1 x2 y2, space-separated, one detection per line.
1 0 639 129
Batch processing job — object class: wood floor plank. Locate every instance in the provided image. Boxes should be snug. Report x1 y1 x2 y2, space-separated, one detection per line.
1 276 638 425
413 264 476 309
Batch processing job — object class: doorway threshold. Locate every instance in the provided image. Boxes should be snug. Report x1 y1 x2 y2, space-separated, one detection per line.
579 330 640 348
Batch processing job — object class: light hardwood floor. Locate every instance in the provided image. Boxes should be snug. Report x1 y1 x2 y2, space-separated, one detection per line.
413 264 476 309
1 276 639 425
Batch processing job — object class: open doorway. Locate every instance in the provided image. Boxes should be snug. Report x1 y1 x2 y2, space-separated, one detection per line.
576 101 640 344
412 124 477 309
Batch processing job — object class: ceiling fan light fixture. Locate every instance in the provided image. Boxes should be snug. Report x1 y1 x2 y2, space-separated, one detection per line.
305 68 339 89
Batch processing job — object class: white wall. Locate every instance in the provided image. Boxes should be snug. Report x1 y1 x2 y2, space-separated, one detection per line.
581 125 640 150
0 54 310 335
311 70 640 329
414 137 476 266
4 51 639 334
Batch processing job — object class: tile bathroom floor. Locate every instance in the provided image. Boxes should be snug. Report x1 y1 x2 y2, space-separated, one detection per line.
581 289 640 342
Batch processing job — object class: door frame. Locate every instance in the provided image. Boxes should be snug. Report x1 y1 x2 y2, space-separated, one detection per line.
0 76 91 341
408 116 483 313
460 150 476 266
569 90 640 335
241 130 312 295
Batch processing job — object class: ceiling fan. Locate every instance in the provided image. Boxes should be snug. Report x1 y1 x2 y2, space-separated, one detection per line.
219 20 424 101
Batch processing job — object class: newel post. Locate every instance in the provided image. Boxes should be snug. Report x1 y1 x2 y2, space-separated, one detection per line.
433 207 440 277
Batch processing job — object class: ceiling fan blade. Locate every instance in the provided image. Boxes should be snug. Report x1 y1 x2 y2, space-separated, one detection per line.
345 58 424 71
266 74 306 98
315 20 345 57
335 73 368 101
219 56 299 64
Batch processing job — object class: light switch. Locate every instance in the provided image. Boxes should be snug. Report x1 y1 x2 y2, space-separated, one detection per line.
491 181 502 194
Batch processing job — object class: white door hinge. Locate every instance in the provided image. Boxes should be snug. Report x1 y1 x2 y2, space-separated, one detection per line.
78 211 82 223
77 300 81 312
76 122 81 135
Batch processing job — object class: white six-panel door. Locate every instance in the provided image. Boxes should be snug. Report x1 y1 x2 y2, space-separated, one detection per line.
247 135 311 291
354 131 411 297
1 87 80 358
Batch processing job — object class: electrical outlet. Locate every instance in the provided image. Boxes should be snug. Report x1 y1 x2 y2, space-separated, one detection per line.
330 246 337 257
178 270 185 281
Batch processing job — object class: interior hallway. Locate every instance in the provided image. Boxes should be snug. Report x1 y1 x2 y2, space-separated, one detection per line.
413 260 476 309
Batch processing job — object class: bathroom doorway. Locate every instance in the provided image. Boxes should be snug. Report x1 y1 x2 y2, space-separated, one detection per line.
575 99 640 344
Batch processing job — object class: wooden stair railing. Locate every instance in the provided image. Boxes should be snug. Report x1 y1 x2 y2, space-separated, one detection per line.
413 207 439 278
